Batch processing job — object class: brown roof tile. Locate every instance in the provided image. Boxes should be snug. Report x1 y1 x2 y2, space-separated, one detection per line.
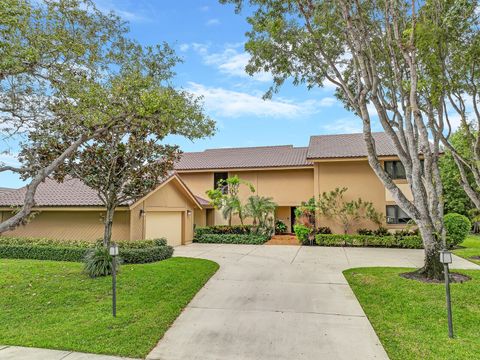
175 145 312 170
0 174 176 207
306 132 397 159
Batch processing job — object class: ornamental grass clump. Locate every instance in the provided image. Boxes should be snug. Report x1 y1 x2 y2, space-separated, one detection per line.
84 246 122 278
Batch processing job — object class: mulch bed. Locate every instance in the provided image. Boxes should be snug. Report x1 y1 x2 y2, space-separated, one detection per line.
400 271 471 283
470 255 480 260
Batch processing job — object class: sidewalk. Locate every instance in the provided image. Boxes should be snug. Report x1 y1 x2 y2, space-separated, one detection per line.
0 345 140 360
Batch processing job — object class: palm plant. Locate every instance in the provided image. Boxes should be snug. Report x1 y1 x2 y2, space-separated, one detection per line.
246 195 277 233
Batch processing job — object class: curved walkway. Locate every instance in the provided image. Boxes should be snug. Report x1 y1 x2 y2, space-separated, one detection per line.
147 244 478 360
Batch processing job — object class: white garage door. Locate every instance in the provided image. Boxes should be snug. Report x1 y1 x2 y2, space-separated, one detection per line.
145 212 182 246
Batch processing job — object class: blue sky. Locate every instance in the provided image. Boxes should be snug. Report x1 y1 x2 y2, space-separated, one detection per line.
0 0 380 188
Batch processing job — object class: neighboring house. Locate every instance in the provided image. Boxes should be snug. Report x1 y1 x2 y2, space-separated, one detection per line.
0 173 202 246
0 187 14 195
175 132 413 234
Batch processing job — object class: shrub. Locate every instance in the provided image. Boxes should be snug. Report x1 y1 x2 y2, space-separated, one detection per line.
315 234 423 249
194 234 268 245
120 246 173 264
293 224 311 243
0 236 173 264
84 246 122 278
194 225 253 237
316 226 332 234
275 220 288 234
0 244 87 262
357 228 373 235
444 213 471 248
373 227 389 236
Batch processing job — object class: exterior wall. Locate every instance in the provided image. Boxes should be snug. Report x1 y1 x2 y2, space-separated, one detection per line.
314 160 385 233
0 210 130 241
178 168 314 226
194 209 207 228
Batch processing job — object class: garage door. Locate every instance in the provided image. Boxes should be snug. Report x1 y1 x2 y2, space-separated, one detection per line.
145 212 182 246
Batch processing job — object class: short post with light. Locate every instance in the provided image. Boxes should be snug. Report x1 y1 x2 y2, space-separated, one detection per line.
109 243 119 317
439 249 454 338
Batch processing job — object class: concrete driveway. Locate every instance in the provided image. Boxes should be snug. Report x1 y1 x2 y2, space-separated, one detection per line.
147 244 478 360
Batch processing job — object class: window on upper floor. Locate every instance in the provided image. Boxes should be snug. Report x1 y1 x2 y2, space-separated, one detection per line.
386 205 411 224
214 172 228 194
384 161 406 179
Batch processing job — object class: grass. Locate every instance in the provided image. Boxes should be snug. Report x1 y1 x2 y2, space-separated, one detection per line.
0 257 218 358
454 235 480 265
344 267 480 360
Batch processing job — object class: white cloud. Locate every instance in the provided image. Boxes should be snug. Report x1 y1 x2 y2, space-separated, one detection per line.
321 117 363 133
192 44 272 82
0 152 20 167
179 43 190 52
200 5 209 12
94 1 150 22
188 82 332 119
206 18 220 26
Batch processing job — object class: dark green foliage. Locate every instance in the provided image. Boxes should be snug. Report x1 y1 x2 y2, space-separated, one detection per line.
275 219 287 234
0 236 172 264
316 226 332 234
0 244 87 262
84 246 122 278
120 246 173 264
194 225 253 237
194 234 268 245
293 224 311 243
313 234 423 249
444 213 471 248
357 228 374 235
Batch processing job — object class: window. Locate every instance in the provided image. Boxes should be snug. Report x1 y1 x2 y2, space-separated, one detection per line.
214 172 228 194
384 161 406 179
386 205 411 224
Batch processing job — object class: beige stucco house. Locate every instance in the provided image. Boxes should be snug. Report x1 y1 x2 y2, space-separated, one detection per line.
0 173 204 246
176 132 413 234
0 132 412 244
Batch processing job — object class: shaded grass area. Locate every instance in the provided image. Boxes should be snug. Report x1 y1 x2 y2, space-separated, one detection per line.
0 257 218 358
454 235 480 265
344 267 480 360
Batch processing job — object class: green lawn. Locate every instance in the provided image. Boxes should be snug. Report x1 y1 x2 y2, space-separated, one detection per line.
344 267 480 360
454 235 480 265
0 257 218 358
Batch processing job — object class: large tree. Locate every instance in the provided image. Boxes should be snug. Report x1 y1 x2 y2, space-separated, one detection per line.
0 0 128 232
220 0 474 279
23 38 215 246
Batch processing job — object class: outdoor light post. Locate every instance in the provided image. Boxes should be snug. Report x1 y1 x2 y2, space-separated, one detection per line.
109 244 119 318
439 249 454 338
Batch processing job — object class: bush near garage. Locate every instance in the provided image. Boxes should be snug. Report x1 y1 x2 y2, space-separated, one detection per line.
194 233 269 245
0 236 172 263
444 213 471 248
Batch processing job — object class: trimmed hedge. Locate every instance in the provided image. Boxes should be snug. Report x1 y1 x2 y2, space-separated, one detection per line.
0 244 87 262
194 225 253 236
0 236 173 263
314 234 423 249
120 246 173 264
194 234 269 245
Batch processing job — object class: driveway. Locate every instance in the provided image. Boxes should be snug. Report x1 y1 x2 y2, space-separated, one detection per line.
147 244 478 360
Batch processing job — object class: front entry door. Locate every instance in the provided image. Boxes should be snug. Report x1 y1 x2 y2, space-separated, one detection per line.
290 207 296 233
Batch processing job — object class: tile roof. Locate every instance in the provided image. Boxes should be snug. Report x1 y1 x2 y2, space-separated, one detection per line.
175 145 312 170
0 174 178 207
0 187 14 195
307 132 398 159
195 195 211 207
0 177 104 207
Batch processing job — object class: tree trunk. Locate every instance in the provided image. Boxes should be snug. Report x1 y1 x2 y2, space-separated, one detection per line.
103 204 115 247
416 225 444 280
